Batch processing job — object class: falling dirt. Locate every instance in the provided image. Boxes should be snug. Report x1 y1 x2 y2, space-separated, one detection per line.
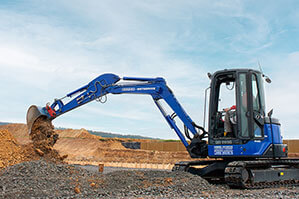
29 117 66 163
30 117 58 147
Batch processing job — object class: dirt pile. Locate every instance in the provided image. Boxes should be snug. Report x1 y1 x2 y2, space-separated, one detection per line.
53 129 192 164
0 122 193 165
0 129 26 168
55 137 193 164
97 138 126 149
56 128 101 139
53 137 127 161
0 119 67 169
0 127 66 169
0 123 29 145
54 138 100 160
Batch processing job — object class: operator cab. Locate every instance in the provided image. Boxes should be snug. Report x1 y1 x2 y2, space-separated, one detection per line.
208 69 266 145
187 68 286 158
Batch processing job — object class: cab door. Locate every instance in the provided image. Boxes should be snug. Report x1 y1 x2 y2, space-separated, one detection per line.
237 71 265 140
248 72 265 139
236 72 249 139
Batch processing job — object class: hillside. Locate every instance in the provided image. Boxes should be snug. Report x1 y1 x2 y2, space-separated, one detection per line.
87 129 158 140
0 122 157 140
0 123 193 166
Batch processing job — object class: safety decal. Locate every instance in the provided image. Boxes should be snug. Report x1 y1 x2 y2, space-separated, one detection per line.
214 145 233 155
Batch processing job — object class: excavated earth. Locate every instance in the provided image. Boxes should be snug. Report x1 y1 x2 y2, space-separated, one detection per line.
0 120 65 169
0 123 194 164
29 117 66 163
0 123 298 198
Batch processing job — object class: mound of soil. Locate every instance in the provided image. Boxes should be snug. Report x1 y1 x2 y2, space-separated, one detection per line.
0 123 29 145
56 128 101 139
0 129 26 168
0 118 67 169
0 122 191 165
98 139 126 149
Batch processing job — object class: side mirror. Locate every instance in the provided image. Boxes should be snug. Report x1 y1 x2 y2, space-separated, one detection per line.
265 77 272 83
262 74 272 83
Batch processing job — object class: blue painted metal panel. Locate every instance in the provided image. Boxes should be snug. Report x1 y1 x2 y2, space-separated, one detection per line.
208 123 283 157
208 140 271 156
42 73 199 148
264 123 283 144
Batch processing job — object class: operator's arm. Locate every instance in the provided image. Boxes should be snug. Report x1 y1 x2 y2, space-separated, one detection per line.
224 105 236 112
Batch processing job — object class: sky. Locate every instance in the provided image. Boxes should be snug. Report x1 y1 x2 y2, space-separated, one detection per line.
0 0 299 139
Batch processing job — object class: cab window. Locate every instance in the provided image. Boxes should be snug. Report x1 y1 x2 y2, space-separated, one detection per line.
239 73 249 138
252 74 262 137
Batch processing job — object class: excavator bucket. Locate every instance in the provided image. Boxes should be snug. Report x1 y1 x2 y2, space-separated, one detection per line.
26 105 50 134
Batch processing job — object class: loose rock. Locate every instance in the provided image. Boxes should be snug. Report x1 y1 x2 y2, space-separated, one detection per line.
0 160 297 198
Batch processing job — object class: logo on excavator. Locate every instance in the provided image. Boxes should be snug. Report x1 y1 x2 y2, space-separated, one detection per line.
122 88 136 91
137 87 156 91
121 87 156 91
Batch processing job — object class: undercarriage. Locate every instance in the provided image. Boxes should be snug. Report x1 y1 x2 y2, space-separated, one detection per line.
173 158 299 188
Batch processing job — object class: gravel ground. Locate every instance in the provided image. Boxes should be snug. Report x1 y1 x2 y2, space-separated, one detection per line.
0 160 298 199
75 164 166 174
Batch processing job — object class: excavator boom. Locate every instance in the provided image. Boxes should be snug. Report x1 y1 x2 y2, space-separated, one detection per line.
26 73 205 151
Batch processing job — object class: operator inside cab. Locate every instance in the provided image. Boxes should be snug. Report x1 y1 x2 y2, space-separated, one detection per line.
222 91 247 137
218 80 238 138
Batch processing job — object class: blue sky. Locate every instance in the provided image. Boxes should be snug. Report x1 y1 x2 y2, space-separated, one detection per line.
0 0 298 139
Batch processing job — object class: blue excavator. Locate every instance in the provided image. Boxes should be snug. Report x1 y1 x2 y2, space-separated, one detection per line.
26 68 299 188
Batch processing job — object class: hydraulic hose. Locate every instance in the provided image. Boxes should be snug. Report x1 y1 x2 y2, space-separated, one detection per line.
184 123 207 141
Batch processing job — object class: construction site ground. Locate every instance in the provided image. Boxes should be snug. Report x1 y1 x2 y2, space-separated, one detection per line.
0 123 195 168
0 123 298 198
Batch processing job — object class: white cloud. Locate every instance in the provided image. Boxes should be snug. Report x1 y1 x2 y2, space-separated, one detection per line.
263 51 299 138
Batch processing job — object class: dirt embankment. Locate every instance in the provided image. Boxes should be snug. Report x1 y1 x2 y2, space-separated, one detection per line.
0 129 27 168
52 127 193 164
0 128 50 168
56 128 101 139
0 123 30 145
0 119 67 169
0 122 194 168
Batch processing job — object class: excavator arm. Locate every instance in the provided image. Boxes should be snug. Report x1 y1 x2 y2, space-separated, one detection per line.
27 73 206 149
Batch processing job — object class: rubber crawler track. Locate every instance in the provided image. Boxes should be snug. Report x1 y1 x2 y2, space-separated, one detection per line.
224 159 299 189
